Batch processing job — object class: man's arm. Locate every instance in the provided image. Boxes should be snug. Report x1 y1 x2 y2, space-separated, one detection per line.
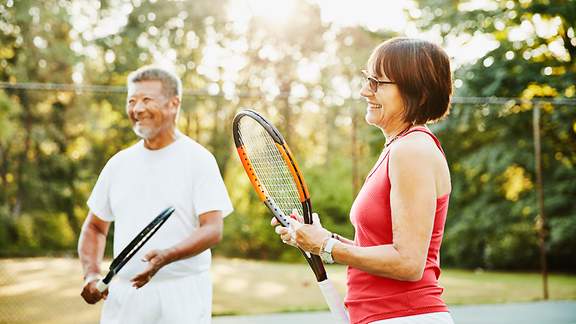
78 211 111 304
130 210 223 288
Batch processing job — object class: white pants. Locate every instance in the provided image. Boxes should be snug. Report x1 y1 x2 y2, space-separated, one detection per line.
101 271 212 324
371 312 455 324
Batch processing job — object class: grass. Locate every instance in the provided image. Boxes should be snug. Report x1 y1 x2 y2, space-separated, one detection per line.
0 257 574 323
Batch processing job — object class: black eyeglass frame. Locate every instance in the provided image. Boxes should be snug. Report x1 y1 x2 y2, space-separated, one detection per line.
361 70 396 92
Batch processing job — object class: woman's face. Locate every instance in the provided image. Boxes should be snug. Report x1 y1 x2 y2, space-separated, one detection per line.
359 69 405 131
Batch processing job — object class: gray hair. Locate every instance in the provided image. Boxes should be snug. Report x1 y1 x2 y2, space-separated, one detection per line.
127 66 182 100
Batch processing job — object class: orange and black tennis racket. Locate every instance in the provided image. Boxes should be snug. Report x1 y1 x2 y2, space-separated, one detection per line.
233 109 348 322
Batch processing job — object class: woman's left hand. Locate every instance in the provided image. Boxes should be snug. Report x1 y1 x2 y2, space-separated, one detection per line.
273 211 332 255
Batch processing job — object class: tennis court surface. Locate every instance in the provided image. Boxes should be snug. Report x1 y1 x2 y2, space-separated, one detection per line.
213 301 576 324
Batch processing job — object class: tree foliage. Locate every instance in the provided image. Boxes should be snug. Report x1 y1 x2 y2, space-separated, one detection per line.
417 0 576 270
0 0 574 271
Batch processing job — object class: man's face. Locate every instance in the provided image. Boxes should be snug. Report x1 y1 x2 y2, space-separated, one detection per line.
126 80 178 140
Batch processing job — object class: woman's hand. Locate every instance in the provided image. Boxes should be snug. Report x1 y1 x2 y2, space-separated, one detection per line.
271 211 332 255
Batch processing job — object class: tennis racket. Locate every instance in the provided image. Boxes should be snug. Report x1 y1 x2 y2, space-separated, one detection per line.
232 109 349 322
96 206 176 292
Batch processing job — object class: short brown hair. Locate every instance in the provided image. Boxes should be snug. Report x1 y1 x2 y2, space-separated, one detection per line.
368 37 452 124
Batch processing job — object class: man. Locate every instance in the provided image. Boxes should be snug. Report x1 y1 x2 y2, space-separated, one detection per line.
78 66 233 324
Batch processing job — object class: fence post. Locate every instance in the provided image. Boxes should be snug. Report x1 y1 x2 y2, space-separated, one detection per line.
532 102 549 300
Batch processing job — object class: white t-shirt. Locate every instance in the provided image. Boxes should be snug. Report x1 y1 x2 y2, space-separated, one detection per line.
87 133 233 280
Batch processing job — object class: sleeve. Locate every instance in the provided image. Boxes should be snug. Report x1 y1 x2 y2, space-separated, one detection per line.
87 158 115 222
192 154 234 218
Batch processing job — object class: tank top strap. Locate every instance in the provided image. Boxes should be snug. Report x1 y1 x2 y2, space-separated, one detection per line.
368 126 445 180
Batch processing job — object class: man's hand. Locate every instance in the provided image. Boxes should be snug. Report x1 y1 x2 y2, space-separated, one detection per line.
80 275 107 304
130 249 172 288
78 212 110 304
129 210 223 289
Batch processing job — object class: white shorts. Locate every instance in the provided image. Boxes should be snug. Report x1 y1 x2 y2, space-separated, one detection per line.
370 312 454 324
101 271 212 324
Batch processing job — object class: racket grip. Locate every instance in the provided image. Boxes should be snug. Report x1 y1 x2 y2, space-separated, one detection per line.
318 279 349 323
95 278 108 293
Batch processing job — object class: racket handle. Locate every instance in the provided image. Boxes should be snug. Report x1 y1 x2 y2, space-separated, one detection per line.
318 279 349 323
96 278 108 293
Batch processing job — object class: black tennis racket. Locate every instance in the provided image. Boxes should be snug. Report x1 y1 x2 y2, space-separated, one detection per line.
232 109 348 322
96 206 175 292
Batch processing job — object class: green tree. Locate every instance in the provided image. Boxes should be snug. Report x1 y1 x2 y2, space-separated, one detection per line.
412 0 576 270
0 0 81 253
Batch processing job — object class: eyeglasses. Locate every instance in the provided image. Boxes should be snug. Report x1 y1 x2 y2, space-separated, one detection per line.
361 70 395 92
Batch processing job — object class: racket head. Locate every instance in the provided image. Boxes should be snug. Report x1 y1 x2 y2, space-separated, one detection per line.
233 109 327 282
233 109 312 227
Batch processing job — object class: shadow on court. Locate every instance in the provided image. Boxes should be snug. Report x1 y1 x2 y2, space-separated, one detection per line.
213 301 576 324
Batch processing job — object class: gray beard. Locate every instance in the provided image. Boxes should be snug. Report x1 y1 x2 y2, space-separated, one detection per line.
132 124 156 139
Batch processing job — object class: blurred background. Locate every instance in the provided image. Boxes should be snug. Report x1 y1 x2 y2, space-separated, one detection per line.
0 0 575 323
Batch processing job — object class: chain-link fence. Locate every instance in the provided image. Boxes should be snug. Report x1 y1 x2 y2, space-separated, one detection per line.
1 83 575 322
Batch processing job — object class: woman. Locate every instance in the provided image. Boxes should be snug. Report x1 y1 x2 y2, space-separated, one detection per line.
274 37 454 324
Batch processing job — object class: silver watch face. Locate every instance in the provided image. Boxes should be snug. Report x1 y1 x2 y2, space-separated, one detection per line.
320 250 333 263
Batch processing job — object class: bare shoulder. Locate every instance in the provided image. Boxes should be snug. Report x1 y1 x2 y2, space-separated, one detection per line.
390 131 439 165
390 130 451 195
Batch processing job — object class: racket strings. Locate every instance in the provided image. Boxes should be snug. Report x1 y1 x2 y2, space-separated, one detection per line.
237 117 304 219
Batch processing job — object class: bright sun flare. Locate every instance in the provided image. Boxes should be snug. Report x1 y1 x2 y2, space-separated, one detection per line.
229 0 297 26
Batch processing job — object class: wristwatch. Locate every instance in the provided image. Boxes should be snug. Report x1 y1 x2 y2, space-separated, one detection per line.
320 238 339 264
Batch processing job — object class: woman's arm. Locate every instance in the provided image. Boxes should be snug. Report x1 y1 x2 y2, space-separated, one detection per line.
336 134 437 280
331 233 354 245
291 134 439 281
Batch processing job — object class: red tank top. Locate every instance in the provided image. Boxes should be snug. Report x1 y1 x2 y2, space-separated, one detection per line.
345 126 450 324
